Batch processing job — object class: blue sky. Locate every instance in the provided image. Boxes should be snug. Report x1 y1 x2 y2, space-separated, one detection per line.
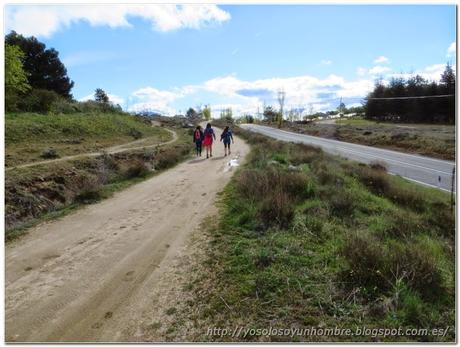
5 4 456 116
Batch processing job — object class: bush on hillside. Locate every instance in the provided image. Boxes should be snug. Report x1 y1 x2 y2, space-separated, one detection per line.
17 89 60 113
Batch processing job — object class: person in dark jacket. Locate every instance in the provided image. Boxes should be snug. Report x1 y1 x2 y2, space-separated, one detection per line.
220 126 234 156
193 125 204 156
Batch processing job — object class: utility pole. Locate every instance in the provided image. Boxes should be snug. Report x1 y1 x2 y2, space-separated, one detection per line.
277 89 286 129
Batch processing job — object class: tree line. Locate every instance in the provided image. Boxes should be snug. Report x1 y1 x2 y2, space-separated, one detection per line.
5 31 120 114
364 64 455 124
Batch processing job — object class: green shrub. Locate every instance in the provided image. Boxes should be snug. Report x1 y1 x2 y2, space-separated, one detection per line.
128 128 143 139
121 159 149 178
352 165 390 195
50 98 79 114
259 190 296 229
17 89 61 113
288 144 323 165
329 189 356 217
40 148 59 159
342 232 445 300
73 176 103 204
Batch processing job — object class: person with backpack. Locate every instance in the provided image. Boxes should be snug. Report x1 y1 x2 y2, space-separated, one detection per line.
203 123 216 158
192 125 204 156
220 126 234 156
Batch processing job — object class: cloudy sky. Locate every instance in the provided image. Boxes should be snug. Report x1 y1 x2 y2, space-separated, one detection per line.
5 4 456 116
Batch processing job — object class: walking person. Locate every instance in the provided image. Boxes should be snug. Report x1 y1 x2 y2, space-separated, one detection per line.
203 123 216 158
220 126 234 156
193 125 204 156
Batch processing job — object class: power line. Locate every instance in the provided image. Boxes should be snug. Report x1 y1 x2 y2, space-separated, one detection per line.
367 94 454 100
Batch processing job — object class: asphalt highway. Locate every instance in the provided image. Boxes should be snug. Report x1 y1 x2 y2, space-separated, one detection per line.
240 124 455 192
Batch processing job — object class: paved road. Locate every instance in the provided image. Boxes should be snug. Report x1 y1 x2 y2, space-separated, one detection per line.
241 124 455 192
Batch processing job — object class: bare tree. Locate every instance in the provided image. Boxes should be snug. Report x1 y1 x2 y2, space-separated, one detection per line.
277 89 286 128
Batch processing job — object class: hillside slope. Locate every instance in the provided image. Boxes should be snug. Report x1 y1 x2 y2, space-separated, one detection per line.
6 113 172 167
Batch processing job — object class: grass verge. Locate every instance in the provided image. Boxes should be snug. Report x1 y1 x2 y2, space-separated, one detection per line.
274 119 455 160
6 112 172 167
169 127 455 342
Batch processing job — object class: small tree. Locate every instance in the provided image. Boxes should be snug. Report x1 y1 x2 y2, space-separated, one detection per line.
277 89 286 128
203 105 211 121
440 63 455 94
263 105 279 123
95 88 109 103
5 44 30 94
337 99 346 115
220 107 233 123
5 44 30 111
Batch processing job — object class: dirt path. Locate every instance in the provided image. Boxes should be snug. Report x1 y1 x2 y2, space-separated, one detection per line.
6 127 177 171
5 128 249 342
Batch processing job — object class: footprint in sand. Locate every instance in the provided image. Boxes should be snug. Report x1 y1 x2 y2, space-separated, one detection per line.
124 270 135 281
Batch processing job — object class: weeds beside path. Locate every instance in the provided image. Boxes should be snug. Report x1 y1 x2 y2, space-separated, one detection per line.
5 126 184 239
273 119 455 160
161 126 455 342
6 125 177 171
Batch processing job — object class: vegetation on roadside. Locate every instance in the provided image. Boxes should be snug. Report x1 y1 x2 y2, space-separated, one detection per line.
278 120 455 160
6 112 172 167
169 128 454 342
5 126 192 241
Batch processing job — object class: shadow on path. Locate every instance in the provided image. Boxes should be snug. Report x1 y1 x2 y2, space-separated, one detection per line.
188 158 207 164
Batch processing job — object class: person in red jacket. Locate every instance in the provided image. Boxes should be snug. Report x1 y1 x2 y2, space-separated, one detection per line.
202 123 216 158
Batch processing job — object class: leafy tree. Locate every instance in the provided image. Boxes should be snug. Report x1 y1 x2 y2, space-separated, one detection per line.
95 88 109 103
5 44 30 95
241 114 254 123
185 107 201 124
5 31 74 99
263 105 280 122
337 101 346 114
5 44 30 111
203 105 211 121
220 108 233 122
440 63 456 94
186 107 198 118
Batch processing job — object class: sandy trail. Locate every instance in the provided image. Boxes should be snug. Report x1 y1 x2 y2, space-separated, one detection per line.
5 128 249 342
6 127 177 171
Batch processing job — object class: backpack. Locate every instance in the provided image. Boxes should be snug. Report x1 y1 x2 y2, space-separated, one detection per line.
204 128 213 138
194 130 201 140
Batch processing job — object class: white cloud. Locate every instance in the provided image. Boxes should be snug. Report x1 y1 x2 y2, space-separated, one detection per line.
129 86 185 115
447 42 456 57
197 73 373 115
368 65 392 75
5 4 230 37
356 67 368 76
389 63 456 82
88 61 449 117
374 56 389 64
321 60 332 65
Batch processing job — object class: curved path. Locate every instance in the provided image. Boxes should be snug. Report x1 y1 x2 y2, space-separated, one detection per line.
5 127 249 342
6 127 177 171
